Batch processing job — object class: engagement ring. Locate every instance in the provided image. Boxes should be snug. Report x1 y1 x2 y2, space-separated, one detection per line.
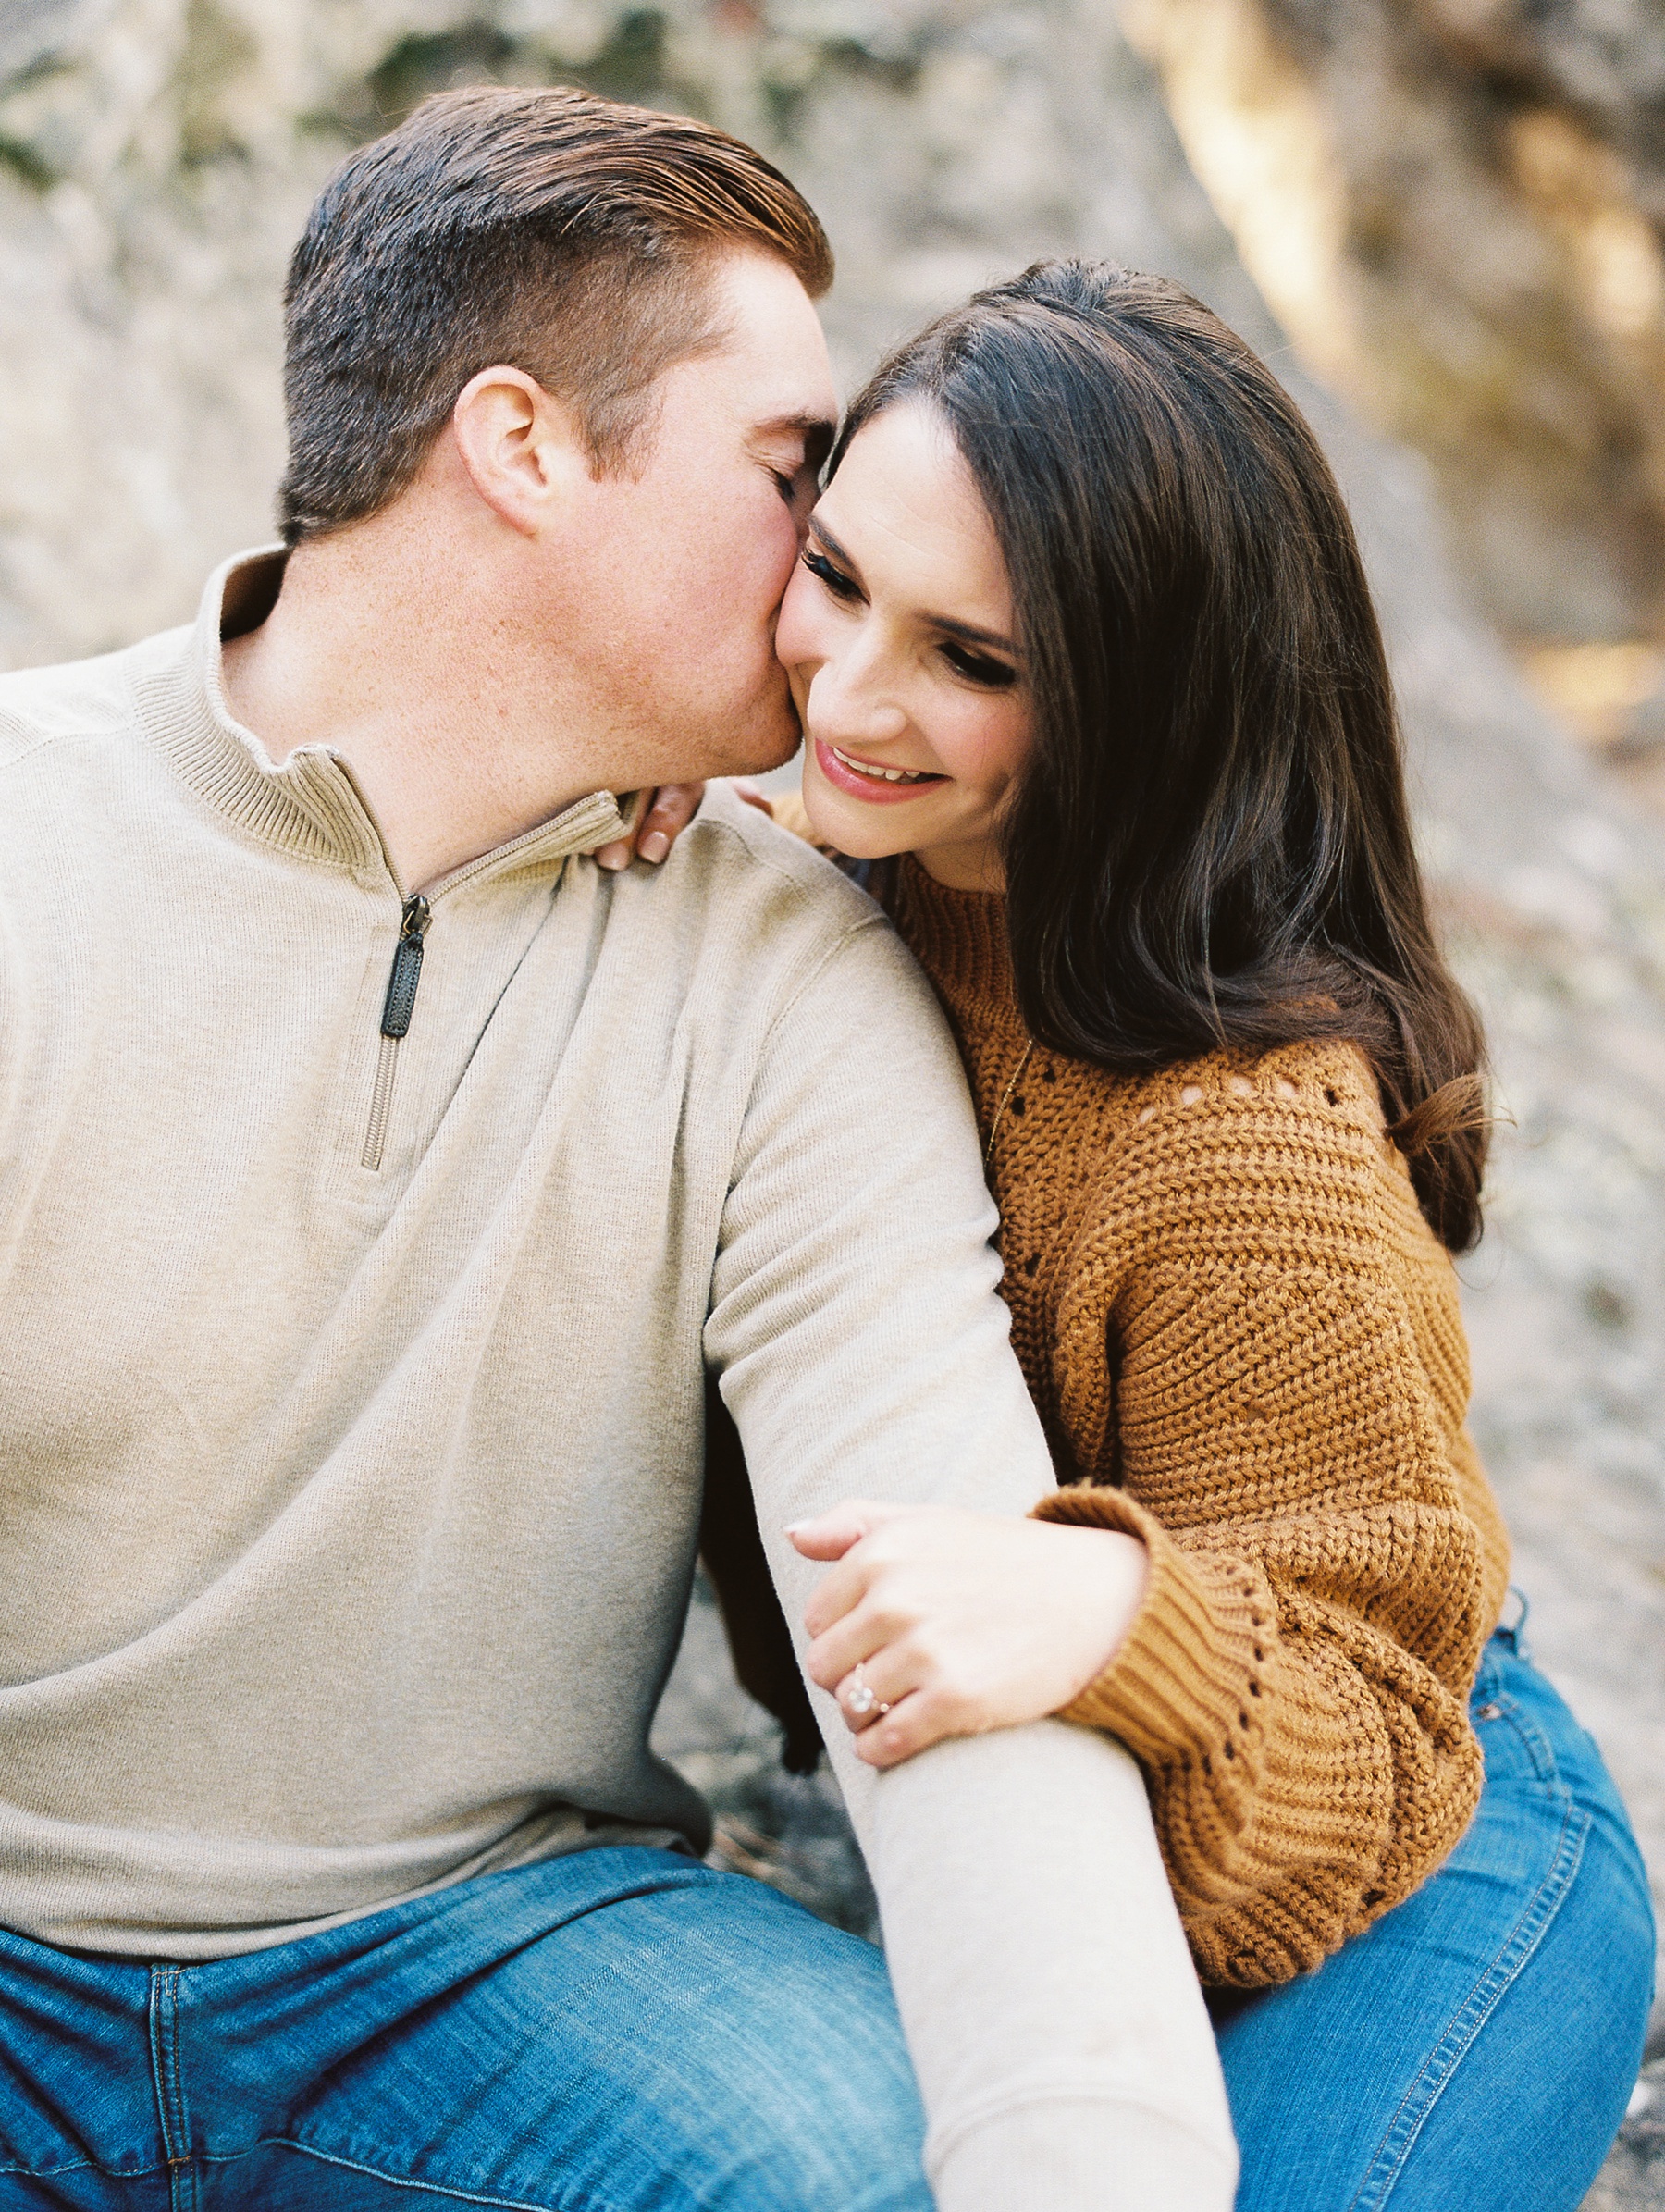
845 1665 891 1719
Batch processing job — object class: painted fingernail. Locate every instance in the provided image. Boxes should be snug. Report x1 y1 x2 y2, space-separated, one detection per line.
596 844 629 871
640 831 670 864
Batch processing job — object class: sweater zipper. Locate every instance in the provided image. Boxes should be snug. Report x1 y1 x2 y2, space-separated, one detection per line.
361 894 430 1171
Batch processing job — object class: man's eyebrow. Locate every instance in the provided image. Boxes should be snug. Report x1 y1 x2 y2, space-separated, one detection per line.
756 412 837 466
809 516 1017 657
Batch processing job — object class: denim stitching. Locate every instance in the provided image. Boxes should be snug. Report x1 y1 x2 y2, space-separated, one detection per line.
147 1964 201 2212
173 1970 201 2212
205 2136 917 2212
1343 1796 1591 2212
1489 1696 1560 1786
0 2156 179 2179
146 1968 171 2173
196 2137 619 2212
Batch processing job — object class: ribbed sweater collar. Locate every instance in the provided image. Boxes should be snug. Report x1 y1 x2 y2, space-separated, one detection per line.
132 546 635 887
890 856 1023 1050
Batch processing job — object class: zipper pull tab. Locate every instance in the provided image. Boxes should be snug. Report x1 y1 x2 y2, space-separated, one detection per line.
379 895 431 1039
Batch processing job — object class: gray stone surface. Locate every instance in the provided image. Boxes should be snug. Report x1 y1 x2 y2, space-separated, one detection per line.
4 0 1662 2195
1120 0 1665 647
1591 2049 1665 2212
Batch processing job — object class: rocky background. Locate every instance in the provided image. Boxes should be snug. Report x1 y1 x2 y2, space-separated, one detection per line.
3 0 1663 2199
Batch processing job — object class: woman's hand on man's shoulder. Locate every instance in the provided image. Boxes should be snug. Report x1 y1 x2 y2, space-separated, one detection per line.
593 780 786 872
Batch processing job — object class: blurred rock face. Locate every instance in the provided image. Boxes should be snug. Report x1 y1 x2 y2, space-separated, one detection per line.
0 0 1195 667
0 0 297 667
5 0 1661 659
1122 0 1665 646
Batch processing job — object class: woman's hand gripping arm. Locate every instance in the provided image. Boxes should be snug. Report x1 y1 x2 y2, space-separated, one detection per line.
790 1498 1149 1766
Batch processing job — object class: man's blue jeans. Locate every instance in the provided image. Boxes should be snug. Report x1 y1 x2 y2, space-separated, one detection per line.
0 1632 1651 2210
1216 1628 1657 2210
0 1847 932 2210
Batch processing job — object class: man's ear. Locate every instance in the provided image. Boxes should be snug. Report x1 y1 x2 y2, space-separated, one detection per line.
450 366 590 537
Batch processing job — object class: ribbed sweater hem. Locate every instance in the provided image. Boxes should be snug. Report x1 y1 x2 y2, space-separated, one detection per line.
1031 1487 1265 1769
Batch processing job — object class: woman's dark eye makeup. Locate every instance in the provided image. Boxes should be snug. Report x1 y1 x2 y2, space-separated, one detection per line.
941 641 1018 689
803 544 1017 688
802 548 862 600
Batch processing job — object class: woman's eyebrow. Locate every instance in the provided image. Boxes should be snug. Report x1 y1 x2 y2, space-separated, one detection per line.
807 514 862 576
930 612 1017 656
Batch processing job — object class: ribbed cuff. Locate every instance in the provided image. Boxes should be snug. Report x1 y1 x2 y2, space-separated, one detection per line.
1030 1488 1266 1769
931 2092 1238 2212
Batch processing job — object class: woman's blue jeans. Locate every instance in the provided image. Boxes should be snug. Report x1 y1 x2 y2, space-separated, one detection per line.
0 1632 1650 2209
1215 1626 1657 2210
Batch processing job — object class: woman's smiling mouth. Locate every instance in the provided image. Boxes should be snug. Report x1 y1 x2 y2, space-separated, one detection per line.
815 737 949 802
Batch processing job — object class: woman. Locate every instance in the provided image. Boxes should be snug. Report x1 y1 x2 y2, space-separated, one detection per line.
644 259 1655 2207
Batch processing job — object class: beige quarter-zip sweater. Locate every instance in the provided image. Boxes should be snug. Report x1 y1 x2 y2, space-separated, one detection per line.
0 552 1235 2210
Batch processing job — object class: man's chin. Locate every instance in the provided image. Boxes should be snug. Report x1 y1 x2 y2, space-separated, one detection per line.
635 694 801 787
714 711 803 782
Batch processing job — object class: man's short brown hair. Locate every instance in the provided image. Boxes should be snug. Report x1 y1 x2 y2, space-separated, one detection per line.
278 86 833 544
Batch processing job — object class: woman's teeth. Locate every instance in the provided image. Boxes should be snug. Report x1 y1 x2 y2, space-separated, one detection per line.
832 746 937 785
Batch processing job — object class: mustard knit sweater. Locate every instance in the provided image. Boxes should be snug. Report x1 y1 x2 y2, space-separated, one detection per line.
888 858 1511 1990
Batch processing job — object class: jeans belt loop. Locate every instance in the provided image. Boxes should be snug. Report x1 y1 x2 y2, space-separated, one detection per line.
1496 1584 1532 1659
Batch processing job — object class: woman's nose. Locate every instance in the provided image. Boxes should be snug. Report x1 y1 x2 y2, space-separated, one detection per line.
805 661 908 748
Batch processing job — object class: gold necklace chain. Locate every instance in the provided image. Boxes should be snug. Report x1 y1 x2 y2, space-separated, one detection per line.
984 1038 1035 1165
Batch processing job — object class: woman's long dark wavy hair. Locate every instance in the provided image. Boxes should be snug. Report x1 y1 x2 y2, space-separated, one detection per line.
832 258 1488 1253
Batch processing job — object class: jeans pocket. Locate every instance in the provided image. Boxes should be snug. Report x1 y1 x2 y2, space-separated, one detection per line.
1470 1693 1560 1790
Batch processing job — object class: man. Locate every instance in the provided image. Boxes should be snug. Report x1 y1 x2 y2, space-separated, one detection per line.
0 86 1235 2210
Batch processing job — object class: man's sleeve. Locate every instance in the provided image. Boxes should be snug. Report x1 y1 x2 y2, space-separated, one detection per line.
703 914 1239 2212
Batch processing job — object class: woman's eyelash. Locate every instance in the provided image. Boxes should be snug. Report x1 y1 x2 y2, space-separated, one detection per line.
800 550 1014 686
803 549 862 600
942 642 1017 689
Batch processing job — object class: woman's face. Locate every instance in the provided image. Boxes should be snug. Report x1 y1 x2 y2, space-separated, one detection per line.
776 401 1033 891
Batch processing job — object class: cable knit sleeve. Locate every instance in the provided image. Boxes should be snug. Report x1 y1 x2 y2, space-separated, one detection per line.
1030 1040 1489 1989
